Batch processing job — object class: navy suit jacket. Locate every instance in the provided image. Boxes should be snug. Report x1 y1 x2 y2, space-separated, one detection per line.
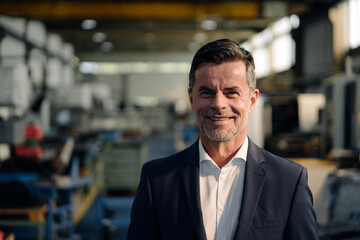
127 138 318 240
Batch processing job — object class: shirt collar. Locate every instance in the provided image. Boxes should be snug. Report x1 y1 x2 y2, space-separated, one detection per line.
198 136 249 164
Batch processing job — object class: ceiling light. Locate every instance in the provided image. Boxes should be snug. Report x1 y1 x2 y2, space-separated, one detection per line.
200 20 218 31
193 32 208 43
79 62 190 75
92 32 107 43
81 19 97 30
100 42 114 53
79 62 98 74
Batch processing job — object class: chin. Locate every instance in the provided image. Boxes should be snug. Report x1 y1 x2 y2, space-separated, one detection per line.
202 128 239 142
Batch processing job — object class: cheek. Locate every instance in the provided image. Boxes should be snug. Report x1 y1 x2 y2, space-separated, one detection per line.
231 100 248 113
192 99 208 113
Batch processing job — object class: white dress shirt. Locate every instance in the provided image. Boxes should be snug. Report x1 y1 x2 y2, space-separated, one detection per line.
199 137 248 240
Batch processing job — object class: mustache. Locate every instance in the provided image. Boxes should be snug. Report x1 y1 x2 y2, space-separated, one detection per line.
203 111 237 118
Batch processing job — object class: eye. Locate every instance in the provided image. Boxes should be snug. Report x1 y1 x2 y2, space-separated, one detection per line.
199 89 213 96
226 91 239 96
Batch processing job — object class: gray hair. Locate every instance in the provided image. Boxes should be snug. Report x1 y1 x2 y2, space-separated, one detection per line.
189 39 256 93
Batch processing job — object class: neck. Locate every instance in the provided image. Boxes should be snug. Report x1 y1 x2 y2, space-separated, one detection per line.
200 133 246 168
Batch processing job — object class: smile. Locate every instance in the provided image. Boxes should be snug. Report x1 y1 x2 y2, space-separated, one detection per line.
209 117 233 121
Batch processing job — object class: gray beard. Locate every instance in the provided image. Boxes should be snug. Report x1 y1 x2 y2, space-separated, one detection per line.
201 126 239 142
199 113 248 142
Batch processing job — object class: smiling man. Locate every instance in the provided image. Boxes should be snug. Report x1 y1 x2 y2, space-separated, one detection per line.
189 60 257 169
127 39 318 240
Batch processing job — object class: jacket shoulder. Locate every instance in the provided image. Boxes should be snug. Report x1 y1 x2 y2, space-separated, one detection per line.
259 147 308 190
248 138 305 174
261 148 304 171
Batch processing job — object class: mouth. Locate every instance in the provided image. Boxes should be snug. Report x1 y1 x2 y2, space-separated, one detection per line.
208 116 234 121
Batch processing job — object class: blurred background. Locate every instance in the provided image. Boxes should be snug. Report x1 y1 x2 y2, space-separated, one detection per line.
0 0 359 239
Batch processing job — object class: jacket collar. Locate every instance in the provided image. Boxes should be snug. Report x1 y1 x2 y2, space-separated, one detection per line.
181 139 207 239
234 138 267 239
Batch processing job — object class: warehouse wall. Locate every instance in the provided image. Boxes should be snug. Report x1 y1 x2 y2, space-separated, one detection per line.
128 73 189 104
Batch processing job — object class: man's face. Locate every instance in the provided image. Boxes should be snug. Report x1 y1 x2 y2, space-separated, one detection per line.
189 61 258 142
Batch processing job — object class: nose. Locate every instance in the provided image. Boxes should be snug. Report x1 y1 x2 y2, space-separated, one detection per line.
210 92 227 110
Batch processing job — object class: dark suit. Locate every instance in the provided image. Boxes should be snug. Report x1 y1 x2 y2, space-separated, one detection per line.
127 138 318 240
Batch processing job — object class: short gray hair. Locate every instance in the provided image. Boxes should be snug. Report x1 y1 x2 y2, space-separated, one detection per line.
189 39 256 93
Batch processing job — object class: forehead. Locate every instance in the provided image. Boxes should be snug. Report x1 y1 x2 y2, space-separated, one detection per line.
194 61 247 87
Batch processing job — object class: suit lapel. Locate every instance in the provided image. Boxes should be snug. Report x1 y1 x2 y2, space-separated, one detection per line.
181 140 207 240
234 139 267 239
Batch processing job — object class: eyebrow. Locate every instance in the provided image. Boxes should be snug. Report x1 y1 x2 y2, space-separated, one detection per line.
224 86 241 91
199 85 240 90
198 86 213 92
197 86 241 91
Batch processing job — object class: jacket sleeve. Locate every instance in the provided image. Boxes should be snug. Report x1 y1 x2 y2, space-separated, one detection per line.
126 163 161 240
284 167 319 240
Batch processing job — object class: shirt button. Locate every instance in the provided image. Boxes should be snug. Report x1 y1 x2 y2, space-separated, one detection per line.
219 207 224 212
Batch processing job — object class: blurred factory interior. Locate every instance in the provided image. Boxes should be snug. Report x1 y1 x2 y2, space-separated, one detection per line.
0 0 360 239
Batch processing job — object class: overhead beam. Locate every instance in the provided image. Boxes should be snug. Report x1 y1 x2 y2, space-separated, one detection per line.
0 2 261 21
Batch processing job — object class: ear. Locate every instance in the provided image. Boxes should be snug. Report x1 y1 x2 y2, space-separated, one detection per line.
248 89 259 114
188 88 195 111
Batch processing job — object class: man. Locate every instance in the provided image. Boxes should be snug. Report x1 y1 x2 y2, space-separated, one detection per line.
126 39 318 240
